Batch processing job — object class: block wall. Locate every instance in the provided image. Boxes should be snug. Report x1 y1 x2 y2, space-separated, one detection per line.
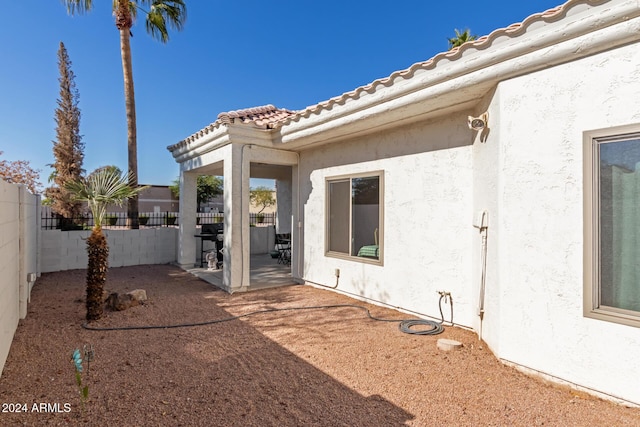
41 228 178 273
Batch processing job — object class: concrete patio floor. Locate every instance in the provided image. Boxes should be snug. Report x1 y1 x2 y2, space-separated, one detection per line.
187 253 296 292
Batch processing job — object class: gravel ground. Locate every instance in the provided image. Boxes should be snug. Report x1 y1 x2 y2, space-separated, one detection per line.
1 264 639 426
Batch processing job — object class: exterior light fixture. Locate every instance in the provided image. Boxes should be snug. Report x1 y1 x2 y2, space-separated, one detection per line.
468 112 488 131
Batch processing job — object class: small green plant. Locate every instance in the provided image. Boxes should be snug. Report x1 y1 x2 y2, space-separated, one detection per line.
70 345 94 410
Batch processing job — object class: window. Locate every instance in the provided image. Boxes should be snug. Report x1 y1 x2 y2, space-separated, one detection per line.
584 124 640 327
326 172 383 263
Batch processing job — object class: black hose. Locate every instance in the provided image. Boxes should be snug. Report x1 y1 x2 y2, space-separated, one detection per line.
81 303 446 335
398 319 443 335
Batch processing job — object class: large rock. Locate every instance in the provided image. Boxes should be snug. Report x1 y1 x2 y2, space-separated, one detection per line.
105 289 147 311
128 289 148 302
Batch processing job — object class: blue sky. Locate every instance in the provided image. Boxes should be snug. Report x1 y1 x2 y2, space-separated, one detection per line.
0 1 563 191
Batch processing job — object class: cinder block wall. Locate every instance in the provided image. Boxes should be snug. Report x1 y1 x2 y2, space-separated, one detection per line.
249 225 276 255
0 182 39 378
0 181 20 377
40 228 178 273
19 186 40 318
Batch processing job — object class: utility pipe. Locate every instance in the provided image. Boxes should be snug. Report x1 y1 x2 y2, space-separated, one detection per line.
474 211 488 341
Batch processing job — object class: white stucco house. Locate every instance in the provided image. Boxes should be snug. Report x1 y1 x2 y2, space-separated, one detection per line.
168 0 640 406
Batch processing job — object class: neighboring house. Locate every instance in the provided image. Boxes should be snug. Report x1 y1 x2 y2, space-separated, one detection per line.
106 185 179 213
200 191 278 214
199 195 224 213
168 0 640 406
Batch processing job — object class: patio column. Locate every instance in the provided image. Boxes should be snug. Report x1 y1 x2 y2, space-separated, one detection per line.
177 171 197 268
275 175 292 234
222 144 249 291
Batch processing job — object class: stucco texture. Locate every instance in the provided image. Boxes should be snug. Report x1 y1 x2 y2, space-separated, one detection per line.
487 41 640 404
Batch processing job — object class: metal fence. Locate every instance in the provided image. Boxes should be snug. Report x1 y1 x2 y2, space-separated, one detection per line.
41 211 276 230
41 211 179 230
249 212 275 226
195 213 275 226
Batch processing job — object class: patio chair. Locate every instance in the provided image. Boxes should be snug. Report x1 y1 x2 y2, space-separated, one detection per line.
275 233 291 265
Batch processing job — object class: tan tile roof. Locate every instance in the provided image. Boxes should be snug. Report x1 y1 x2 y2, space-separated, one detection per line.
169 105 297 150
272 2 570 128
169 0 592 151
217 105 297 128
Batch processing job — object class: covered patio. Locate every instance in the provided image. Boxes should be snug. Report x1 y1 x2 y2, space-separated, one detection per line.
167 106 300 292
188 253 295 291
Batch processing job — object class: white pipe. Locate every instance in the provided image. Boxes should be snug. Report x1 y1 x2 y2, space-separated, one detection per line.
474 211 488 341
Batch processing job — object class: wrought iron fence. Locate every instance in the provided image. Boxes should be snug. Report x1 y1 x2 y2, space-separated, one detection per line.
196 213 275 226
41 211 276 229
249 212 275 226
41 211 179 230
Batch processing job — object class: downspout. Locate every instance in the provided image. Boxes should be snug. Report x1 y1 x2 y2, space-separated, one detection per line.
474 211 488 340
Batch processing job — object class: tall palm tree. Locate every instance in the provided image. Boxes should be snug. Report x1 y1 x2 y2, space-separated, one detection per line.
62 0 187 229
447 28 477 50
66 168 147 321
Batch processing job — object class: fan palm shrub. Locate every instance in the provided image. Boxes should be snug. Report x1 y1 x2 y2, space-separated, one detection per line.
62 0 187 228
447 28 477 49
66 169 147 321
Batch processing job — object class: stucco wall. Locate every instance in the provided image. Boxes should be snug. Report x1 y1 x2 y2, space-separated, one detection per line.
488 41 640 404
471 87 502 352
296 39 640 405
41 228 177 273
299 113 476 327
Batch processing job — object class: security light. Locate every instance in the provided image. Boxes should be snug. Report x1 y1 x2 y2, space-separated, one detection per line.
468 112 488 131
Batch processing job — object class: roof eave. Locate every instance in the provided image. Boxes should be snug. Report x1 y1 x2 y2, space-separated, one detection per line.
168 123 276 164
275 0 640 150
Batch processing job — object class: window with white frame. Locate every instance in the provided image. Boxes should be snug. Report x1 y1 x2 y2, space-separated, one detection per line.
326 172 383 263
584 124 640 327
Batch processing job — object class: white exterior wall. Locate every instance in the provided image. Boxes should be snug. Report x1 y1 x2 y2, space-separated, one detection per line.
300 114 477 326
41 228 177 273
486 42 640 405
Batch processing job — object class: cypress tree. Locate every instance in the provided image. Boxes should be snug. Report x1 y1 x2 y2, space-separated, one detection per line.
46 41 84 223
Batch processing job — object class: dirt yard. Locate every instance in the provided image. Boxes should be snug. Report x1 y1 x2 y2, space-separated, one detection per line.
1 264 639 426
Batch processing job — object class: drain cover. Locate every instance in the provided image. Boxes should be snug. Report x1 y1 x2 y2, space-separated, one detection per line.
437 338 463 351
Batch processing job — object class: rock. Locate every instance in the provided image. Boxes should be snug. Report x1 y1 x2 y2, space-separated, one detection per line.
105 289 147 311
127 289 147 303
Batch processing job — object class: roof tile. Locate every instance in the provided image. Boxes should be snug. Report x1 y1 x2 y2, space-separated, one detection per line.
169 0 598 151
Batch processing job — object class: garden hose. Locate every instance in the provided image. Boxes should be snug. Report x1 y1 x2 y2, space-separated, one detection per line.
81 302 450 336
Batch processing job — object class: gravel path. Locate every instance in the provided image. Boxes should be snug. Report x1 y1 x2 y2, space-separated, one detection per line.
1 264 638 426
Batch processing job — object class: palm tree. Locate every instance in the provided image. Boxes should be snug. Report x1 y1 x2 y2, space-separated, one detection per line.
447 28 477 50
66 168 147 321
62 0 187 229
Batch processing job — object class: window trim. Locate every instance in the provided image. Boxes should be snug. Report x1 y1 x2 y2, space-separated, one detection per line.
325 171 384 265
584 123 640 328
